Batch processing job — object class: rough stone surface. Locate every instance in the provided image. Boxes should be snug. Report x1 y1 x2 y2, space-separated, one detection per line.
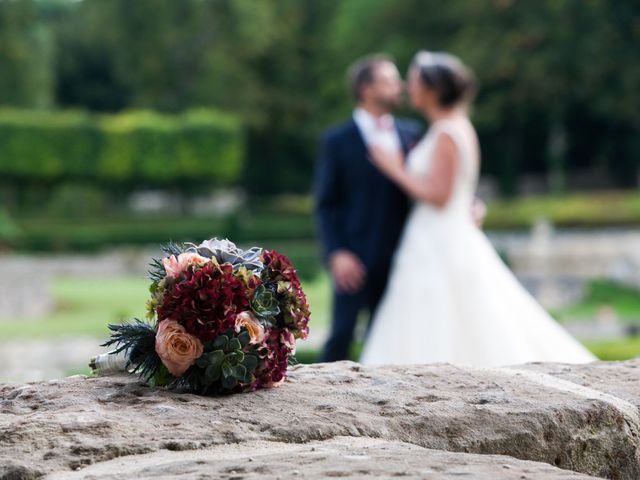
1 360 639 479
43 437 599 480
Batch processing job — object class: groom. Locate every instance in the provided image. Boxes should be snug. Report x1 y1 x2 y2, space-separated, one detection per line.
315 54 423 362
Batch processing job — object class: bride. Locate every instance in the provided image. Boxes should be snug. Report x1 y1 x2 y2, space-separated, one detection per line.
360 51 596 366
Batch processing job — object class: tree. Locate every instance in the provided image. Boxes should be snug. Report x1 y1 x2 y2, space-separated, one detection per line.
0 0 53 108
2 0 638 195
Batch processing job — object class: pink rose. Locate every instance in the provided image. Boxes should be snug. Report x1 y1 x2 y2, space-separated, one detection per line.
234 311 265 344
162 252 208 278
155 319 204 377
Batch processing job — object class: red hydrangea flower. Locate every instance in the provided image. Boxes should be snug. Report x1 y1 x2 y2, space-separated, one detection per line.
261 250 311 339
254 327 293 388
157 262 260 342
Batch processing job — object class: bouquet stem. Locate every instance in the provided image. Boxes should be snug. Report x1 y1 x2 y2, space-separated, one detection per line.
89 350 128 375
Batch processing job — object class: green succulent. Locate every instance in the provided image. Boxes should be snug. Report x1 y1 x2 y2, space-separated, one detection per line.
197 331 259 391
251 284 280 322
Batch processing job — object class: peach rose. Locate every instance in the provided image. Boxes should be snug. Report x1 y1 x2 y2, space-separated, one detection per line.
155 319 204 377
234 311 265 344
162 252 208 278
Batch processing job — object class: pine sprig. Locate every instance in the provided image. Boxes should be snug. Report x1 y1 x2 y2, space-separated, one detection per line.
148 240 186 282
162 240 186 257
102 319 160 381
148 258 167 283
171 369 201 393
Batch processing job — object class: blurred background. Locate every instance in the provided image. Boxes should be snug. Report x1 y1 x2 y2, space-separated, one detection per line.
0 0 639 381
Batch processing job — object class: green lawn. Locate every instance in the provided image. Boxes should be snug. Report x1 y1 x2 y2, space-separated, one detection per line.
584 337 640 361
552 280 640 324
0 273 332 341
0 277 149 339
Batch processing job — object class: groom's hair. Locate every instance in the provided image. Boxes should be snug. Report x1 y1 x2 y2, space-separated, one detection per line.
347 54 395 102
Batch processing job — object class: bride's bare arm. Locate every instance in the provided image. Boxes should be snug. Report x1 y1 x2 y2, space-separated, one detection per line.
369 133 458 208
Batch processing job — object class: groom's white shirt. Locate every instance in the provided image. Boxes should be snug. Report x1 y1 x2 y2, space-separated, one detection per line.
353 108 402 154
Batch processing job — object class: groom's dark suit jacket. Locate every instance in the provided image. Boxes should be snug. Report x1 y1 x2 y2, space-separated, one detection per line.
315 117 422 276
314 116 423 362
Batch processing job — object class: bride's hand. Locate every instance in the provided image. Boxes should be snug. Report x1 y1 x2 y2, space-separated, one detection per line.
369 145 404 179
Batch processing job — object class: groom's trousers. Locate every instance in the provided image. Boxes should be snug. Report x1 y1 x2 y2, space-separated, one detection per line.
319 269 389 362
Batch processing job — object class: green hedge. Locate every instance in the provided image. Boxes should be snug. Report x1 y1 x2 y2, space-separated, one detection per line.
13 214 321 279
0 208 20 243
485 192 640 229
0 108 243 187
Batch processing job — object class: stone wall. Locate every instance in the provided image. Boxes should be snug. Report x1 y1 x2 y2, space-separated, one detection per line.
490 226 640 286
488 226 640 309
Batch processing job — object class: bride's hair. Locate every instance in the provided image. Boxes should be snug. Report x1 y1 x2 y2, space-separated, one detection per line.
411 51 476 108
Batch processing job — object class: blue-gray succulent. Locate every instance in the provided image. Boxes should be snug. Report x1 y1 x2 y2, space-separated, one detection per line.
186 238 263 272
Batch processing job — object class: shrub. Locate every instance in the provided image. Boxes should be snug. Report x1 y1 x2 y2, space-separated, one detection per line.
0 208 20 245
0 108 243 189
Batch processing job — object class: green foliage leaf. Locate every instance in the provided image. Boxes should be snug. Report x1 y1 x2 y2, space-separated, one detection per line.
149 364 173 387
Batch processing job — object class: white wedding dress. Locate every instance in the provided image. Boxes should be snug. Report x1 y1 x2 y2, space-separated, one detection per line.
361 117 596 367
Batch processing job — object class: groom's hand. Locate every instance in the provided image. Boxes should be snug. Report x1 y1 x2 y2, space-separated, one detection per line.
329 250 366 294
369 145 404 180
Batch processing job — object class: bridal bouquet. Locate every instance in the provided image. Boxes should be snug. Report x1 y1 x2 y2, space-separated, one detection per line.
92 238 310 395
